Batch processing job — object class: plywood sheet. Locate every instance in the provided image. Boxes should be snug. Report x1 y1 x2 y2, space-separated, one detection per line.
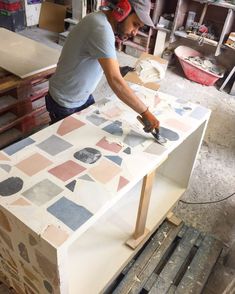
39 2 67 33
0 28 60 78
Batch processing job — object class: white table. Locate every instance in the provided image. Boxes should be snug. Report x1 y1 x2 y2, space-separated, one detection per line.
0 85 210 293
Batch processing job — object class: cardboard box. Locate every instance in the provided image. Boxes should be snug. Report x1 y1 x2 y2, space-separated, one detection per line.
39 2 67 33
124 52 168 91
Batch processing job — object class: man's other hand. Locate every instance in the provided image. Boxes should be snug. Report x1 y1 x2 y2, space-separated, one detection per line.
119 66 135 77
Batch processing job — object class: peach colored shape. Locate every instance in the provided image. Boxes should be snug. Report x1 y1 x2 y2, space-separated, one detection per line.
144 142 165 155
57 116 85 136
76 108 91 115
42 225 69 247
10 198 31 206
154 95 161 107
117 176 129 191
96 137 122 153
0 152 10 161
15 153 53 176
49 160 86 181
89 159 122 184
101 106 123 118
164 118 192 133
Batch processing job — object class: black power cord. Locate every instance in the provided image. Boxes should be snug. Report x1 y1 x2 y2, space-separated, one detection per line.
179 192 235 205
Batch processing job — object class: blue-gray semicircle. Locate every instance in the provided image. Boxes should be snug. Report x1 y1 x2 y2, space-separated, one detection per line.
159 127 179 141
0 177 23 196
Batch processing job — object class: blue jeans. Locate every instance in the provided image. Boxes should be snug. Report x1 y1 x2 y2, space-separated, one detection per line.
45 93 95 124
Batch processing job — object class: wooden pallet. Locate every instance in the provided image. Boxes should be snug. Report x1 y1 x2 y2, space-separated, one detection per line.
0 68 53 148
106 220 223 294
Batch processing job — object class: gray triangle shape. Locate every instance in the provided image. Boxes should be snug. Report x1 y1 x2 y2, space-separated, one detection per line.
123 147 131 154
78 174 94 182
0 164 11 173
66 180 76 192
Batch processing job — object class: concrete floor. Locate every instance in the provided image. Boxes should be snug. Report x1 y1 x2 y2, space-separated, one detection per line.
162 65 235 294
1 28 234 293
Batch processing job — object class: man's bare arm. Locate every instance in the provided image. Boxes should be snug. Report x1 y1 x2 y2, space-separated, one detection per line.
98 57 160 131
98 57 147 114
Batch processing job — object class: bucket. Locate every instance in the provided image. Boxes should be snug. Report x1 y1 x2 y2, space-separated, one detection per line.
174 46 224 86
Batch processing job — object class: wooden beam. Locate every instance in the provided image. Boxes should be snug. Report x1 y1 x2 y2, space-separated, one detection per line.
199 3 208 25
166 211 182 226
126 169 156 249
134 169 156 239
0 68 55 94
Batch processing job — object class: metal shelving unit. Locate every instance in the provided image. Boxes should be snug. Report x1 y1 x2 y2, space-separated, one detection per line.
169 0 235 56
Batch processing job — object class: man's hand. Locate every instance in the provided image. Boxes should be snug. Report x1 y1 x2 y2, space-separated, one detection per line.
140 108 160 132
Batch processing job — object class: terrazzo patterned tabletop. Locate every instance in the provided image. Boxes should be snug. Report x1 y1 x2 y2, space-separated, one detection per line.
0 84 210 293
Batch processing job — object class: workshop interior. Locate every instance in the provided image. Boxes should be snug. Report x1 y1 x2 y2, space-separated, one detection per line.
0 0 234 293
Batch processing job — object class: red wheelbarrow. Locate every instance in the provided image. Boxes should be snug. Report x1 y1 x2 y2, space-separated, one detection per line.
174 46 224 86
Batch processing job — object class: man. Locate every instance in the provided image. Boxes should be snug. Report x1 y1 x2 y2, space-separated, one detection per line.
46 0 159 133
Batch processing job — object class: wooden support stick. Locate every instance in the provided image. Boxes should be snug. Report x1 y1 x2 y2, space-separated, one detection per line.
134 170 156 239
126 169 156 249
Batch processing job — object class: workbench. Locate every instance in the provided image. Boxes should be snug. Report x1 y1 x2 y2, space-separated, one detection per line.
0 28 60 149
0 84 210 294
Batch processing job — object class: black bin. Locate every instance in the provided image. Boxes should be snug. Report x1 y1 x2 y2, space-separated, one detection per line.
0 9 26 32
